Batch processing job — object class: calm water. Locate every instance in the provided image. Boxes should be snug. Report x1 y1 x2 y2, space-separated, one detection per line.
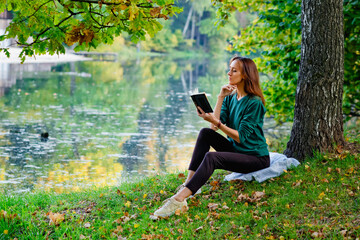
0 58 292 195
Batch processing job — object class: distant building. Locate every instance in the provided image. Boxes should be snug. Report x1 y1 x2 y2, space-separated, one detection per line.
0 10 14 48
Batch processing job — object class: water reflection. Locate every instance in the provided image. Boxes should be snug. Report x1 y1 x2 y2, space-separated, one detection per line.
0 58 292 195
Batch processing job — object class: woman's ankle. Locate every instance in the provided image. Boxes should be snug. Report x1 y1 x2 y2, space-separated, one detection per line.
173 196 184 202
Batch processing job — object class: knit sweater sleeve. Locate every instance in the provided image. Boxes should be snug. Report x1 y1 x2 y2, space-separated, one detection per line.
220 96 230 124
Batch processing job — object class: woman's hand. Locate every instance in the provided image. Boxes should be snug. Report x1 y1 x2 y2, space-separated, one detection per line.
197 107 217 125
218 84 236 98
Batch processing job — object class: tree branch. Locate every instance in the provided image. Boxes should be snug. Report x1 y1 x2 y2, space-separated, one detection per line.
89 4 114 29
70 0 173 8
19 0 53 23
18 11 85 47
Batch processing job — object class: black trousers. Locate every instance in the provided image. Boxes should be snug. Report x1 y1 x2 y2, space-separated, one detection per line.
185 128 270 194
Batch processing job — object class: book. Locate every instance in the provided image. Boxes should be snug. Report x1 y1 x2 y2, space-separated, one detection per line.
190 92 213 113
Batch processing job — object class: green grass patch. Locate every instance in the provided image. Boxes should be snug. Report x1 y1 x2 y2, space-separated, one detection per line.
1 148 359 239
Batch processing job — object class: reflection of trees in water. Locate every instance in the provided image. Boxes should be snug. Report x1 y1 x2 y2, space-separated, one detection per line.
119 63 206 173
120 106 152 172
2 123 53 192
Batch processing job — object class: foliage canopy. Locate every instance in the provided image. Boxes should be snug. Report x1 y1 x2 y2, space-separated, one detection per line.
0 0 182 61
213 0 359 121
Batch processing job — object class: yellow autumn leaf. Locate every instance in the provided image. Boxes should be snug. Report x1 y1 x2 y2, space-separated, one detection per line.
134 223 140 228
128 5 138 21
226 45 233 52
99 193 104 198
143 193 147 199
3 230 8 234
318 192 325 199
125 201 131 208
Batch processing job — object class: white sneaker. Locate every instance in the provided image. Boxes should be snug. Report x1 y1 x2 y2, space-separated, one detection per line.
153 197 188 218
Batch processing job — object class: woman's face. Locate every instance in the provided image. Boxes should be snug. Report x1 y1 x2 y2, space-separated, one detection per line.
227 60 243 85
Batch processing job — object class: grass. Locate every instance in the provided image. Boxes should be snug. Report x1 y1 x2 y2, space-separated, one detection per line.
1 150 359 239
1 122 359 239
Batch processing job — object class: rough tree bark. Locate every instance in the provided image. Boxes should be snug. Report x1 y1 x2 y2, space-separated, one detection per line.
284 0 345 161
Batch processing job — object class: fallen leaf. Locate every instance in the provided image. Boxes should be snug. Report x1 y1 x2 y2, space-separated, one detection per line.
113 225 123 234
318 192 325 199
119 215 131 223
3 230 8 234
292 180 302 187
84 222 91 228
48 212 65 225
311 232 319 238
178 173 185 179
125 201 131 208
336 145 343 154
0 210 7 219
237 193 249 201
252 191 265 199
210 180 219 186
175 209 181 215
207 203 219 210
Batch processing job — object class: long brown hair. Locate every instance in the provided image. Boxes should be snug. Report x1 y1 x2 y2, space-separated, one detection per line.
230 56 266 106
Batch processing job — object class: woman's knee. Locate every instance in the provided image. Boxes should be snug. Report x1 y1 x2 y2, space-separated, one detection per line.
203 152 217 164
198 128 214 138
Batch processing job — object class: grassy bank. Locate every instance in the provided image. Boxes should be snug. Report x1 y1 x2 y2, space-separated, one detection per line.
1 147 359 239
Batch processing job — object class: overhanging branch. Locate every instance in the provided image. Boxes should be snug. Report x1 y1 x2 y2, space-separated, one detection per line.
70 0 172 8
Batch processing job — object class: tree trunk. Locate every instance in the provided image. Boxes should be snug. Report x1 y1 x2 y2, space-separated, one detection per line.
284 0 345 161
182 6 193 38
191 11 196 41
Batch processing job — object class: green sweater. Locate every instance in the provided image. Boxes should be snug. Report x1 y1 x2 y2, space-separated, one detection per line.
220 94 269 157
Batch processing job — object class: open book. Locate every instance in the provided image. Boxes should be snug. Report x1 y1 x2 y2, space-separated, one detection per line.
190 92 213 113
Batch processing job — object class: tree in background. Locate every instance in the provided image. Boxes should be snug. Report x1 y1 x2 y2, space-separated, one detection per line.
0 0 182 61
283 0 345 160
343 0 360 119
215 0 349 160
216 0 359 122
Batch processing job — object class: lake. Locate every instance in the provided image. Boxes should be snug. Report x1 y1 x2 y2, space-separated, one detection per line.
0 57 292 195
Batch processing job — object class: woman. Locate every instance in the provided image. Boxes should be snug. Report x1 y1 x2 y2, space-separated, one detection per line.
152 56 270 218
